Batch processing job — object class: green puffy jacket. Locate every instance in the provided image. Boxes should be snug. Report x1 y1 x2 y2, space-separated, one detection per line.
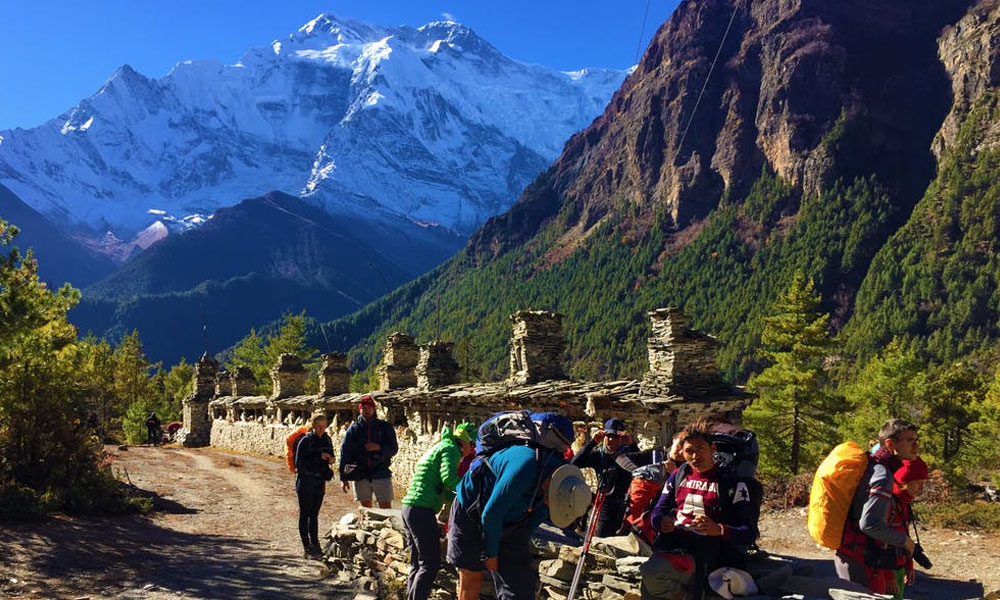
402 426 462 511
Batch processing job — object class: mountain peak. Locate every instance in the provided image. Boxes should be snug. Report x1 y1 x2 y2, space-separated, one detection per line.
295 12 379 42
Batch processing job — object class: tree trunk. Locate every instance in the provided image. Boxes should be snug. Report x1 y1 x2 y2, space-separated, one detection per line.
791 402 801 475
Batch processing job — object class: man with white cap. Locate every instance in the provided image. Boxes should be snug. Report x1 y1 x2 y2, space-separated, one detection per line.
447 412 591 600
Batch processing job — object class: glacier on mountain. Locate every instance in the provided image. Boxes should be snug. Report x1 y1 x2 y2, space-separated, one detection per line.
0 13 625 241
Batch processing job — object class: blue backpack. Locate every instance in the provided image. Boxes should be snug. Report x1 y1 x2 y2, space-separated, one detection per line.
474 410 573 458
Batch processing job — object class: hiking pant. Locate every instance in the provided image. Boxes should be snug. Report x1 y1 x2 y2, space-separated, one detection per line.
402 505 441 600
296 473 325 548
640 554 694 600
595 498 627 537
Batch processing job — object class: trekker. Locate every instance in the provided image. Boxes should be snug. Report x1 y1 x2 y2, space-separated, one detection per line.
572 418 655 537
641 420 763 600
401 423 476 600
835 419 921 591
869 457 929 599
145 412 161 446
295 410 335 558
339 394 399 509
447 413 590 600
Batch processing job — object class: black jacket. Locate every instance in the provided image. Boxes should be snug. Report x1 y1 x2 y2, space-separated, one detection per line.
295 431 334 478
340 416 398 481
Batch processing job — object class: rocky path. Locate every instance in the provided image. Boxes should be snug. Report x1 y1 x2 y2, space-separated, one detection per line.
0 445 357 600
2 446 998 600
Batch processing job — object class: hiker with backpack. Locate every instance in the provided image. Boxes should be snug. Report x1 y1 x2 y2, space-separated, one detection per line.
572 418 656 537
830 419 923 592
640 419 763 600
145 412 161 446
446 411 591 600
339 394 399 509
401 422 477 600
294 410 335 558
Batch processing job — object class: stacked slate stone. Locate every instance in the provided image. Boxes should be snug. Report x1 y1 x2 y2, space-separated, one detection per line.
319 352 351 396
417 341 460 389
508 310 567 385
322 508 644 600
215 368 232 397
231 366 258 396
640 308 731 399
177 352 218 447
271 353 307 399
378 332 419 391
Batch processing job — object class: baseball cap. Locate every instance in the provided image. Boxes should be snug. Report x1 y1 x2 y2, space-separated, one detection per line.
603 418 627 435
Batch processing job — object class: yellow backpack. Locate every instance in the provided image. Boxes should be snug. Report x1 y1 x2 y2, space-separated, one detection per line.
807 441 870 549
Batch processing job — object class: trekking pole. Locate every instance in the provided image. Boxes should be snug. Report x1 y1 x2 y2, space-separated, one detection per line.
566 488 607 600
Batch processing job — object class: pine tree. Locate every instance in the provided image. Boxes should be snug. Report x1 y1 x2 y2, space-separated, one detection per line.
840 339 927 446
746 271 838 475
113 330 161 443
228 313 317 395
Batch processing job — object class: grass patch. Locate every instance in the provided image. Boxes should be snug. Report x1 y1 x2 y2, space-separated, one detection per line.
919 501 1000 530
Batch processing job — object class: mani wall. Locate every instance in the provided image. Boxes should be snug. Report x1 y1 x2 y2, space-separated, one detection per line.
177 308 753 491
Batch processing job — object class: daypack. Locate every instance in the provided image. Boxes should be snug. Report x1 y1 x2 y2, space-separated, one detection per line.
626 462 671 543
463 411 572 522
710 423 759 479
475 410 571 458
285 426 309 473
808 441 870 549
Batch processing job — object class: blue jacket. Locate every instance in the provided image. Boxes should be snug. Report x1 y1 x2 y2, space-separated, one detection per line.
339 415 398 481
456 445 564 557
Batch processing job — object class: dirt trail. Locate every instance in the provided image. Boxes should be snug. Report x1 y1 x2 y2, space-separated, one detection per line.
2 446 998 600
0 445 358 600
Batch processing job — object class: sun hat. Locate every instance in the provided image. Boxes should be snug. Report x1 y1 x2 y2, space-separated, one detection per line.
708 567 758 600
547 464 591 528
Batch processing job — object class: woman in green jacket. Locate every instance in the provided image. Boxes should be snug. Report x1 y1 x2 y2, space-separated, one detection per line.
401 423 476 600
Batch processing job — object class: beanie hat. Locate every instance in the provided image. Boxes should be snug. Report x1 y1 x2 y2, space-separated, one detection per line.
454 422 477 444
894 457 929 485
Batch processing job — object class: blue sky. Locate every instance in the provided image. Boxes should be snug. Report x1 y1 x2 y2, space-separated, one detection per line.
0 0 680 130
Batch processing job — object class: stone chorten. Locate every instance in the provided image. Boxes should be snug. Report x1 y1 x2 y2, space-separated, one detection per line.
508 310 567 385
231 366 257 396
319 352 351 397
215 367 232 397
178 352 218 447
417 341 460 389
640 308 729 398
271 353 307 399
378 332 418 391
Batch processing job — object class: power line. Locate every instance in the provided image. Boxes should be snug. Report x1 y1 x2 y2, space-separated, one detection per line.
634 0 654 66
676 0 744 159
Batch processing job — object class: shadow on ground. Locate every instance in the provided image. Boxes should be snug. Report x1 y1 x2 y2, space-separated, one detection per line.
764 554 985 600
1 512 353 600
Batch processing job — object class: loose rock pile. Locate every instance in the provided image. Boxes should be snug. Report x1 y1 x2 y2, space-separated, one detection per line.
321 508 647 600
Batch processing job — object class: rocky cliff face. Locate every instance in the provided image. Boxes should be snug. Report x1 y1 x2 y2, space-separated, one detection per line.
935 0 1000 157
470 0 972 260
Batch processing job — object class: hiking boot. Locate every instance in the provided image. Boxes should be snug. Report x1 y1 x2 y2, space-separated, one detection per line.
303 543 323 559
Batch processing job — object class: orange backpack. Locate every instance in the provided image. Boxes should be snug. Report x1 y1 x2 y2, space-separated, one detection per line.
807 441 870 549
285 427 309 473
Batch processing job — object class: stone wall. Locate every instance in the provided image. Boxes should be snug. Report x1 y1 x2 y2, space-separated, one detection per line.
201 307 753 493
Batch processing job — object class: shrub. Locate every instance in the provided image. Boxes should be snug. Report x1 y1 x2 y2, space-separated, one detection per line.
919 501 1000 530
761 471 814 510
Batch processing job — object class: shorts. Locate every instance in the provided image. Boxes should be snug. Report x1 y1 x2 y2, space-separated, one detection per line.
353 477 394 503
446 498 485 572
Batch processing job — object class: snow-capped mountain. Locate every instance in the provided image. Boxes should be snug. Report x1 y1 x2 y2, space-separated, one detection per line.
0 13 625 242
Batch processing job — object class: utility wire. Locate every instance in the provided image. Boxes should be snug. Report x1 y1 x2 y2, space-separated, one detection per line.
634 0 654 65
675 0 744 158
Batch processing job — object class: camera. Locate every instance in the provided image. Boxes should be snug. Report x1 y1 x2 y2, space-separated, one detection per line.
912 543 932 569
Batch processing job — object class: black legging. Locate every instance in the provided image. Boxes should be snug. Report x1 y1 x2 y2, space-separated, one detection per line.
296 474 325 548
